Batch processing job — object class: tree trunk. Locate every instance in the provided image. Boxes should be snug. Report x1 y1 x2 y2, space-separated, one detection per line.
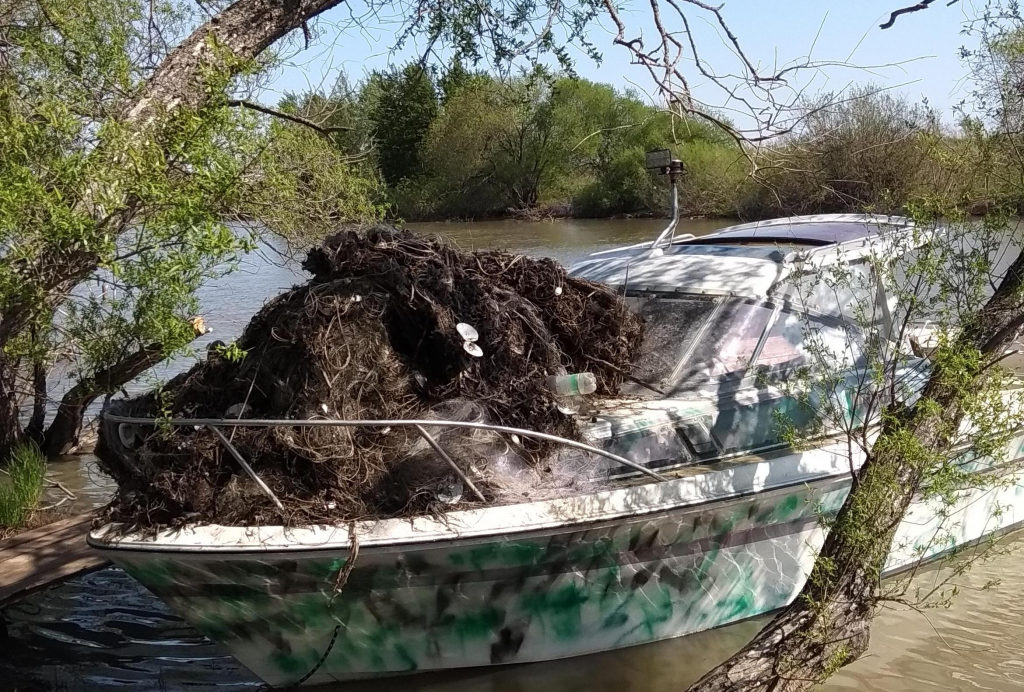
42 343 165 457
689 392 952 691
125 0 348 123
24 359 47 445
41 320 206 458
689 250 1024 692
0 355 22 461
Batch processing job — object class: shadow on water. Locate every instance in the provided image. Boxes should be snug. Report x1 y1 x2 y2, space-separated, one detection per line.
0 567 259 690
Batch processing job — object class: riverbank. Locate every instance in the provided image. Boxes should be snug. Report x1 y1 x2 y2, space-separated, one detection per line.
396 204 705 223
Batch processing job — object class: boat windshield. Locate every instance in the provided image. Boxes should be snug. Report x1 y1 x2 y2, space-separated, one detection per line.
626 292 864 396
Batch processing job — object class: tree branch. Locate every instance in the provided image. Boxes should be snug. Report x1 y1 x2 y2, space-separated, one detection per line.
226 99 352 136
880 0 959 30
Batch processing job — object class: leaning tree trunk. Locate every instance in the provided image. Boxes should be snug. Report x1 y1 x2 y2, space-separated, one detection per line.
689 250 1024 692
0 354 23 461
0 0 348 457
41 347 162 458
42 318 206 457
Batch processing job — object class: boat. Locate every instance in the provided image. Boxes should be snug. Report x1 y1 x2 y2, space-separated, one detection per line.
88 212 1024 687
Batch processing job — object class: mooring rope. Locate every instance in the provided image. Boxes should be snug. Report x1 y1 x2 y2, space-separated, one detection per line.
290 522 359 687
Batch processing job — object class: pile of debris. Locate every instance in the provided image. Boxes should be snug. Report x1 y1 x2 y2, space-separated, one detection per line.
96 226 643 526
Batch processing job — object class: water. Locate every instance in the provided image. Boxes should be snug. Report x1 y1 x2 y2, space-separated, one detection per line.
9 217 1024 690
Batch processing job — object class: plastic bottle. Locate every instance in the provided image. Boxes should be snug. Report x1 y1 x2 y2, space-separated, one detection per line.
546 372 597 397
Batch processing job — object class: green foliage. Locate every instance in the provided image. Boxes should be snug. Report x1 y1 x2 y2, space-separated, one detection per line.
737 87 944 218
364 65 438 187
1 0 255 375
240 112 386 239
772 210 1024 618
214 341 248 363
0 0 383 450
0 443 47 530
295 66 1024 222
352 67 744 219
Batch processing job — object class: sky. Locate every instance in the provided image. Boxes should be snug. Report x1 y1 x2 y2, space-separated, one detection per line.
261 1 984 128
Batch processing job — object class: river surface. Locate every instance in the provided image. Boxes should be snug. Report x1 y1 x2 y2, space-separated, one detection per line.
7 217 1024 691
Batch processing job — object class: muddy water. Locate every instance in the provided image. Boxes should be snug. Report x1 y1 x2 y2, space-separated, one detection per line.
8 217 1024 690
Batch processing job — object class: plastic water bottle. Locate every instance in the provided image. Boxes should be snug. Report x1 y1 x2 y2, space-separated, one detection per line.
546 372 597 397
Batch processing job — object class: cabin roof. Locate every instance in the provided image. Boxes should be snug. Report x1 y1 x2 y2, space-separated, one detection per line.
570 214 917 299
692 214 913 247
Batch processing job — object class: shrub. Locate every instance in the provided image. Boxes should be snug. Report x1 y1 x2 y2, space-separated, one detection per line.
0 443 47 530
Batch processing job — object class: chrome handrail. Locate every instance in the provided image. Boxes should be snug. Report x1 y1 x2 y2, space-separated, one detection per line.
105 413 669 483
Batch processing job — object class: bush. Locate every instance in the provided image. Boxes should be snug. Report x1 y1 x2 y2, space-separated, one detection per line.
735 88 945 219
0 443 47 530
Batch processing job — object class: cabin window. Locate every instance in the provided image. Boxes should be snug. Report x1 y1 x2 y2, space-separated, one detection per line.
626 294 776 393
778 262 884 327
627 291 869 397
754 310 864 376
627 294 720 389
681 300 775 380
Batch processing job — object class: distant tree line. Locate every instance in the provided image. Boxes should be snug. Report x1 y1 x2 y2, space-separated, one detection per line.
277 66 1024 221
278 64 742 220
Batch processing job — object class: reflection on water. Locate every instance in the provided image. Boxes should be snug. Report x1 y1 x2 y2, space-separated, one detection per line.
4 533 1024 690
15 219 1024 690
46 454 118 514
828 538 1024 690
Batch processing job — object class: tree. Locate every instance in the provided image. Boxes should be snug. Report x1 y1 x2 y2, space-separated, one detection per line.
438 61 476 104
4 0 666 457
0 0 383 458
741 89 942 217
392 70 742 219
5 0 659 458
364 65 438 187
688 7 1024 690
407 70 560 216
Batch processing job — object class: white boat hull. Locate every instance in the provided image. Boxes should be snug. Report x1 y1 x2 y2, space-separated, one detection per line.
89 433 1024 687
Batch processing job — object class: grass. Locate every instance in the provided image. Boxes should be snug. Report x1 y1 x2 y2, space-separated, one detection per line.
0 442 47 531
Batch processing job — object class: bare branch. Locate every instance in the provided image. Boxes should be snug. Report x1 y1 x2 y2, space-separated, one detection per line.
226 99 352 135
880 0 959 30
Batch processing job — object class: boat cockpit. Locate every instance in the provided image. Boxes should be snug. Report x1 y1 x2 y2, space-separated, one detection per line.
571 214 929 477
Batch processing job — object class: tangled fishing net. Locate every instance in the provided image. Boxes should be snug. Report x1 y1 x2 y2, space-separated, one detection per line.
96 225 644 526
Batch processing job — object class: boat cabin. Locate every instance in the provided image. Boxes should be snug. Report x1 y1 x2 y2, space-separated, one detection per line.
570 214 923 476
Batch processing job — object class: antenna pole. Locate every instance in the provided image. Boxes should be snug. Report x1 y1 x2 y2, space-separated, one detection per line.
667 159 681 245
645 155 685 254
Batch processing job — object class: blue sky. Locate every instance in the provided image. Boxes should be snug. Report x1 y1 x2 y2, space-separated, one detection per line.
263 1 980 126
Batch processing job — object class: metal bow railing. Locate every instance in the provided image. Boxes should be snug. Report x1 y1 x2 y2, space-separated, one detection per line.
104 413 669 511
